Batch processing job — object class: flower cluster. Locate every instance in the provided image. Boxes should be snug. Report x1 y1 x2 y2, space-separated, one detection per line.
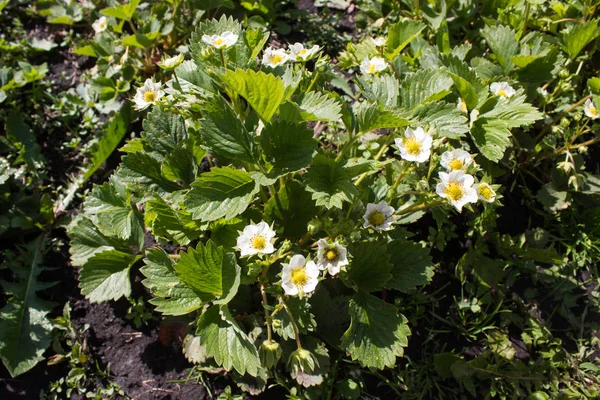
236 222 348 297
262 43 321 68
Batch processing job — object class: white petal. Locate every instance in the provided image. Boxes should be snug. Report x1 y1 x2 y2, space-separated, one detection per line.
289 254 306 269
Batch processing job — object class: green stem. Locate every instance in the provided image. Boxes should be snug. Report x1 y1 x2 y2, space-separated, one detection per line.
219 49 226 68
387 163 414 201
281 298 302 349
397 200 444 216
535 95 591 142
260 281 273 342
305 70 320 93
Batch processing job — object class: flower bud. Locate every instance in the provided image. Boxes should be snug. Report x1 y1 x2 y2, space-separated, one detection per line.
307 219 321 236
259 340 282 369
558 68 570 79
287 348 319 375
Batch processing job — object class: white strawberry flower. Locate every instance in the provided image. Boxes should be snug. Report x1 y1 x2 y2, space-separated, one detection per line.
132 79 164 110
363 201 395 231
475 182 496 203
315 239 348 276
201 31 238 50
490 82 516 98
457 99 468 113
436 171 478 212
360 56 387 75
281 255 320 296
237 222 277 257
262 47 289 68
584 98 599 120
158 53 184 70
92 16 108 33
371 37 386 47
394 127 433 163
289 43 320 61
440 149 473 172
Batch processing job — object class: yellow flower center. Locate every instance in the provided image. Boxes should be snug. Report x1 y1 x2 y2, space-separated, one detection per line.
144 91 157 103
291 267 308 287
590 106 599 116
479 185 494 200
368 211 385 227
214 38 224 46
445 182 465 201
271 54 284 65
449 159 464 171
458 102 467 112
252 235 267 250
497 89 506 97
299 49 307 55
404 138 422 155
325 248 338 261
368 64 377 73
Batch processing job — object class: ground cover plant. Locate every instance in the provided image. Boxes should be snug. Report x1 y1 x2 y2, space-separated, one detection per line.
2 0 600 399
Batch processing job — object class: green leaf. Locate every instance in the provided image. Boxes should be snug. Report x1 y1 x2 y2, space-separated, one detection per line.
481 24 519 73
471 94 542 161
386 19 426 59
122 32 154 49
199 97 256 163
386 238 434 293
261 120 317 176
359 74 400 108
141 108 188 158
296 91 342 122
79 250 136 303
83 105 130 181
196 305 260 376
184 167 259 222
145 198 202 246
309 287 349 348
400 69 453 110
341 291 410 369
0 238 54 377
356 102 411 134
141 248 209 315
264 180 318 238
272 297 316 340
304 155 365 209
222 69 285 122
6 113 44 170
117 152 182 195
342 241 392 292
83 178 144 247
68 217 130 266
412 102 468 139
588 77 600 95
173 240 240 303
440 54 486 110
100 0 140 20
560 19 600 60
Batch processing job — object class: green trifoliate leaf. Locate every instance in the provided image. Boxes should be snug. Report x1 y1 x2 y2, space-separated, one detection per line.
261 120 317 176
264 180 318 238
184 167 259 222
399 69 453 110
272 297 316 340
0 238 54 378
355 102 411 134
341 291 410 369
79 250 138 303
173 240 240 304
83 178 144 247
68 217 130 266
412 102 468 139
560 18 600 60
304 155 366 209
222 68 285 122
141 248 210 315
145 198 203 246
141 108 188 159
196 305 260 376
359 74 400 108
117 152 182 196
481 24 519 73
386 19 426 59
386 238 434 293
471 93 542 161
341 241 392 292
295 91 343 122
199 97 256 164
